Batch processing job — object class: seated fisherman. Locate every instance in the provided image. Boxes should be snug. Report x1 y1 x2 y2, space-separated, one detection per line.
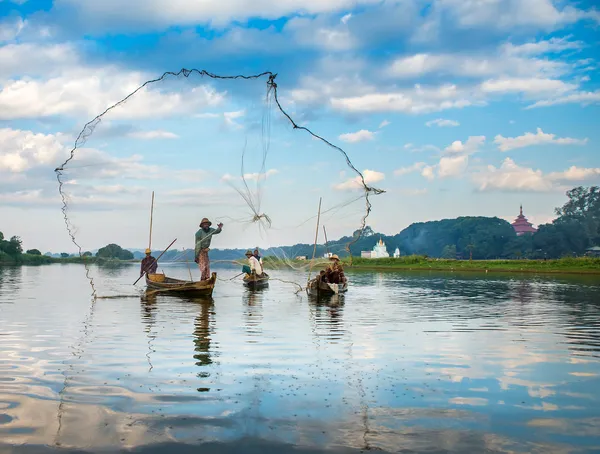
253 248 263 264
140 248 158 276
326 255 347 284
242 250 264 276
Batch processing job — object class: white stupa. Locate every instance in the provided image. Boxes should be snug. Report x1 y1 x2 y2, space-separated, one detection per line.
393 247 400 258
371 238 390 258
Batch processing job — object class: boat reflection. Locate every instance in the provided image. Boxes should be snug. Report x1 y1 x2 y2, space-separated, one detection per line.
308 293 345 341
243 288 265 339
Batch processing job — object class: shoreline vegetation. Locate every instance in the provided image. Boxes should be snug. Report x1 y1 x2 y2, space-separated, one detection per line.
263 255 600 275
1 253 599 275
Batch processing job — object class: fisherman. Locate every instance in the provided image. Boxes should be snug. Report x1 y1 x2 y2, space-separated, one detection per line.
253 248 263 264
326 254 346 284
194 218 223 281
140 248 158 276
242 249 263 276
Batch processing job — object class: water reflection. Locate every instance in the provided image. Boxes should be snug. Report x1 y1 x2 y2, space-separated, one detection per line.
1 264 600 453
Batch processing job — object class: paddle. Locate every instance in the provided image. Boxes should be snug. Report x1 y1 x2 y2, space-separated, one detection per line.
133 238 177 286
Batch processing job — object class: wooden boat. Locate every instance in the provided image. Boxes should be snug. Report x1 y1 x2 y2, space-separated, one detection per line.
243 272 269 290
145 272 217 297
306 277 348 296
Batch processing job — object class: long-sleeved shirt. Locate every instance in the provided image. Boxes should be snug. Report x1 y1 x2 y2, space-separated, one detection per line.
194 226 222 257
140 256 157 275
248 255 263 275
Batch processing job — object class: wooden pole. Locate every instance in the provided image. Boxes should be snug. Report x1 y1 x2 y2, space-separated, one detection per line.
323 225 330 256
133 238 177 285
148 191 155 250
307 197 322 283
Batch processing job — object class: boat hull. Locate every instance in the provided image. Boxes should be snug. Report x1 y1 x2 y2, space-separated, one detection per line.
145 272 217 297
243 273 270 290
307 278 348 296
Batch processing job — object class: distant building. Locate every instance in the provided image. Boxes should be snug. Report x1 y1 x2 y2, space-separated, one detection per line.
323 252 333 258
511 205 537 236
296 256 307 261
361 237 390 258
585 247 600 257
393 247 400 258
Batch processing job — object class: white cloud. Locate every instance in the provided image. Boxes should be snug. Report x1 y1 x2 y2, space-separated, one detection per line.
394 162 426 176
548 166 600 182
473 158 600 192
502 36 584 56
0 43 78 79
404 143 441 154
331 84 477 114
127 130 179 140
480 77 577 96
473 158 553 192
421 166 435 181
426 118 459 127
0 69 225 120
0 128 67 173
438 155 469 178
495 128 588 151
341 13 352 24
54 0 381 28
338 129 375 143
334 169 385 191
526 90 600 108
243 169 279 182
378 120 390 129
444 136 485 155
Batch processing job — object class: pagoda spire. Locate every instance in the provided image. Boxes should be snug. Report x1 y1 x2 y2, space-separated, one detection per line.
520 204 523 216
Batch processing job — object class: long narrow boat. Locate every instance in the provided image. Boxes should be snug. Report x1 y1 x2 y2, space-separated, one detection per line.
145 272 217 297
306 277 348 296
243 272 270 290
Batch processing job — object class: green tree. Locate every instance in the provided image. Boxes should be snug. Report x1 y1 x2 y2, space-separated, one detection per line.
26 249 42 255
554 186 600 246
96 244 134 260
441 244 457 259
2 236 23 256
60 253 69 258
83 251 93 257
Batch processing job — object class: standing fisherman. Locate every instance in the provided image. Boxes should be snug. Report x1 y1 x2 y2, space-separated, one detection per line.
194 218 223 281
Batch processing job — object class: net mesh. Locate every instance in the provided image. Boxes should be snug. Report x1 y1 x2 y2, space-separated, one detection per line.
54 69 385 298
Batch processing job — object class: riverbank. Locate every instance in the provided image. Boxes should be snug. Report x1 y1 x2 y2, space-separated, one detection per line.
342 256 600 275
0 253 135 266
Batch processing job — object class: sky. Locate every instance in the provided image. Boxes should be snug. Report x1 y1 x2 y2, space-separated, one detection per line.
0 0 599 254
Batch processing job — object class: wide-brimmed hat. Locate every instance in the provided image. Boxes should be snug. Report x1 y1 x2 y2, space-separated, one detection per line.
200 218 212 226
245 250 253 256
145 248 151 254
329 254 340 260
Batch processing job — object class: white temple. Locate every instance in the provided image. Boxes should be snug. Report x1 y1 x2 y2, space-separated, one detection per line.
361 238 390 259
393 247 400 258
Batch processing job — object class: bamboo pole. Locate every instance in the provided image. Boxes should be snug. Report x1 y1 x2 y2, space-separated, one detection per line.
307 197 322 283
133 238 177 285
148 191 155 250
323 225 330 256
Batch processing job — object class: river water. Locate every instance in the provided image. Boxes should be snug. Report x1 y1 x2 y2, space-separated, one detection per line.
1 263 599 453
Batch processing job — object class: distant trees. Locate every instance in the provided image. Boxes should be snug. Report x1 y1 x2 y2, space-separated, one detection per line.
96 244 134 260
83 251 93 257
26 249 42 255
60 253 69 258
0 234 23 256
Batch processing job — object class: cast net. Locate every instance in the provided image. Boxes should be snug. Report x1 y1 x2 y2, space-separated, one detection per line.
54 69 384 298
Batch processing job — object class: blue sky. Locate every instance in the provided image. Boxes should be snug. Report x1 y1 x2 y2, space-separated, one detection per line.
0 0 599 253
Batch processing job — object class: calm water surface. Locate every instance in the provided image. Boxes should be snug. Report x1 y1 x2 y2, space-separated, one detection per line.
1 263 599 453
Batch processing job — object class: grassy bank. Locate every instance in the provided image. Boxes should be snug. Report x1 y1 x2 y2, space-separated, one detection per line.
342 256 600 275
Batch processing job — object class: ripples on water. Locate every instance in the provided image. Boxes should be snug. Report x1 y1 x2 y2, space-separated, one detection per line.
0 264 599 453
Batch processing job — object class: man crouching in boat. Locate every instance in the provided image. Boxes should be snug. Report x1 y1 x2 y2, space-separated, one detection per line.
140 248 158 276
326 254 347 284
243 250 264 276
194 217 223 281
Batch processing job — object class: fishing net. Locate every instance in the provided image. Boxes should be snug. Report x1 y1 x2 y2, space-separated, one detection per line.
54 69 384 298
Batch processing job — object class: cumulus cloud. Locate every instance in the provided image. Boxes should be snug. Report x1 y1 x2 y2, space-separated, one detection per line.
0 16 26 42
426 118 459 127
494 128 588 151
0 128 67 173
502 36 585 56
444 136 486 155
334 169 384 191
438 155 469 178
0 69 225 120
480 77 577 96
473 159 600 192
419 136 486 180
338 129 375 143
